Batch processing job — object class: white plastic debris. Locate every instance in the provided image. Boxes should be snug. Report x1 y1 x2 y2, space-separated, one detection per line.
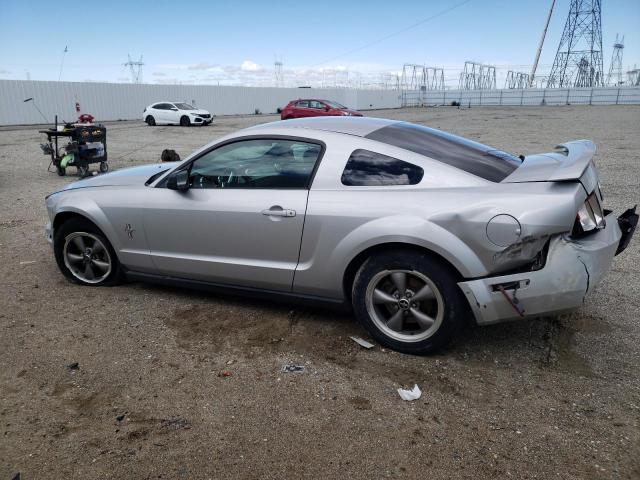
350 336 375 349
397 384 422 401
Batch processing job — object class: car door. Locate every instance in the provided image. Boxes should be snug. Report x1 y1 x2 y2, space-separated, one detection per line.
142 137 323 291
309 100 329 116
293 100 311 118
151 103 169 124
166 103 180 124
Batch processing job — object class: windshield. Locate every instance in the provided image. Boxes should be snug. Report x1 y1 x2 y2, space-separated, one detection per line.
323 100 346 109
174 103 195 110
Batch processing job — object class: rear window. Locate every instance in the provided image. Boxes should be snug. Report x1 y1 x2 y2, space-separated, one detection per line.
365 122 520 182
341 149 424 186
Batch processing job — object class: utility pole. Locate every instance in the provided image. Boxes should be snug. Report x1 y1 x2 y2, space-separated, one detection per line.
529 0 555 87
58 46 68 81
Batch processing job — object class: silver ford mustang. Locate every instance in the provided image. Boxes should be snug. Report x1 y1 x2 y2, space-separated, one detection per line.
45 117 637 354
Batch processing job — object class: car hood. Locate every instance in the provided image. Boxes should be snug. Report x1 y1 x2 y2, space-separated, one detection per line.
60 163 177 191
187 109 209 115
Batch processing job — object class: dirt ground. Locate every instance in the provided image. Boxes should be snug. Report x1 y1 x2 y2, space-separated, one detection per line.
1 106 639 479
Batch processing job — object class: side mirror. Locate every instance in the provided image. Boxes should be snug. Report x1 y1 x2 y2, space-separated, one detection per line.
166 170 190 191
170 107 178 111
324 106 330 111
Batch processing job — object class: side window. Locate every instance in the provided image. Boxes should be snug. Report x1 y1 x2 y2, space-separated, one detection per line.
188 139 322 189
309 100 324 109
341 149 424 186
296 100 309 108
155 103 171 110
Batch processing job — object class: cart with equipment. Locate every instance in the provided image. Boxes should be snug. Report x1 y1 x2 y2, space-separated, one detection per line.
39 115 108 177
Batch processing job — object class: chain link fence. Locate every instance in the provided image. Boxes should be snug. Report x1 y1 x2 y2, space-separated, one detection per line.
402 87 640 107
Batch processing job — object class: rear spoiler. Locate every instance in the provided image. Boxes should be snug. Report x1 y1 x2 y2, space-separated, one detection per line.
503 140 596 184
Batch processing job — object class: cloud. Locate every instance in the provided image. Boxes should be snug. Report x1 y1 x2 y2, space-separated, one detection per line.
145 60 403 88
240 60 262 72
188 63 220 71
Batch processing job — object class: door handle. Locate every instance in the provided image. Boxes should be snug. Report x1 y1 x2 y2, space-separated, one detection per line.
261 206 296 217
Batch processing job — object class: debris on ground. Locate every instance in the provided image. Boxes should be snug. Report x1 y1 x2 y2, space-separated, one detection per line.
282 364 305 373
219 371 233 377
397 384 422 401
350 336 375 349
66 362 79 370
19 260 36 265
116 414 126 422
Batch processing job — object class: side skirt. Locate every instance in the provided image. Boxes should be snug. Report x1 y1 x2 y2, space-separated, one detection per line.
125 270 350 311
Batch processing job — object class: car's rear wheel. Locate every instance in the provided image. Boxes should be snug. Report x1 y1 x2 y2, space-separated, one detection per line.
352 250 465 354
54 217 124 286
145 115 156 126
180 116 190 127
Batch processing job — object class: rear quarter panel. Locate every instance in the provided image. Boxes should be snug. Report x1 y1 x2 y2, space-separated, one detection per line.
293 132 587 299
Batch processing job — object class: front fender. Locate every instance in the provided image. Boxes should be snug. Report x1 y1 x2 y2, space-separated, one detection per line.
50 194 121 251
47 188 156 273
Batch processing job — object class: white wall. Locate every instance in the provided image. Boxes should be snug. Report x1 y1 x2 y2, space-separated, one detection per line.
0 80 402 125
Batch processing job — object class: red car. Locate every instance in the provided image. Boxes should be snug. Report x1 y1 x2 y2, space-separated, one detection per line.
280 99 363 120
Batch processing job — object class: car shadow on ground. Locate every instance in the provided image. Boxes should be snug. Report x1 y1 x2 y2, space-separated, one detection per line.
129 280 596 377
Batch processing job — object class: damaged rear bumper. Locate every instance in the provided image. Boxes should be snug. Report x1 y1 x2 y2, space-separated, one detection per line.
459 209 634 325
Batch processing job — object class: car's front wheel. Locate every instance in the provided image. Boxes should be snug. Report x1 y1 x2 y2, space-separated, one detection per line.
54 217 124 286
180 116 190 127
352 250 466 354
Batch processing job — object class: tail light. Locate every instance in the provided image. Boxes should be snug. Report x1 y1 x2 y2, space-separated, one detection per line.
572 192 606 236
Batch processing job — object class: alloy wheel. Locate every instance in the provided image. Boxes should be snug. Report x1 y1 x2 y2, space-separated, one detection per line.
62 232 112 284
365 269 444 342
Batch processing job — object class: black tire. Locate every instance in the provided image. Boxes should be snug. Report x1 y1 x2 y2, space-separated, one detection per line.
351 250 466 355
145 115 156 126
57 166 66 176
54 217 124 286
99 161 109 173
180 116 190 127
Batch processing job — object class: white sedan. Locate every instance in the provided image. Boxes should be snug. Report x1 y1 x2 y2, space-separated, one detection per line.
143 102 213 126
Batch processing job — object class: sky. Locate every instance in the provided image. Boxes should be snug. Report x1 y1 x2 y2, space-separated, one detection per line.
0 0 638 88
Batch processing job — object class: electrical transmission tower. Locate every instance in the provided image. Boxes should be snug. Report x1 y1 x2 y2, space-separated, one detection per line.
547 0 604 88
401 64 424 90
424 67 445 90
505 71 530 89
274 57 284 87
124 54 144 83
627 66 640 86
381 73 400 90
401 64 445 91
458 61 496 90
606 34 625 86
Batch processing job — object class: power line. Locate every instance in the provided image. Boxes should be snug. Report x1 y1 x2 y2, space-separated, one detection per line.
312 0 474 67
